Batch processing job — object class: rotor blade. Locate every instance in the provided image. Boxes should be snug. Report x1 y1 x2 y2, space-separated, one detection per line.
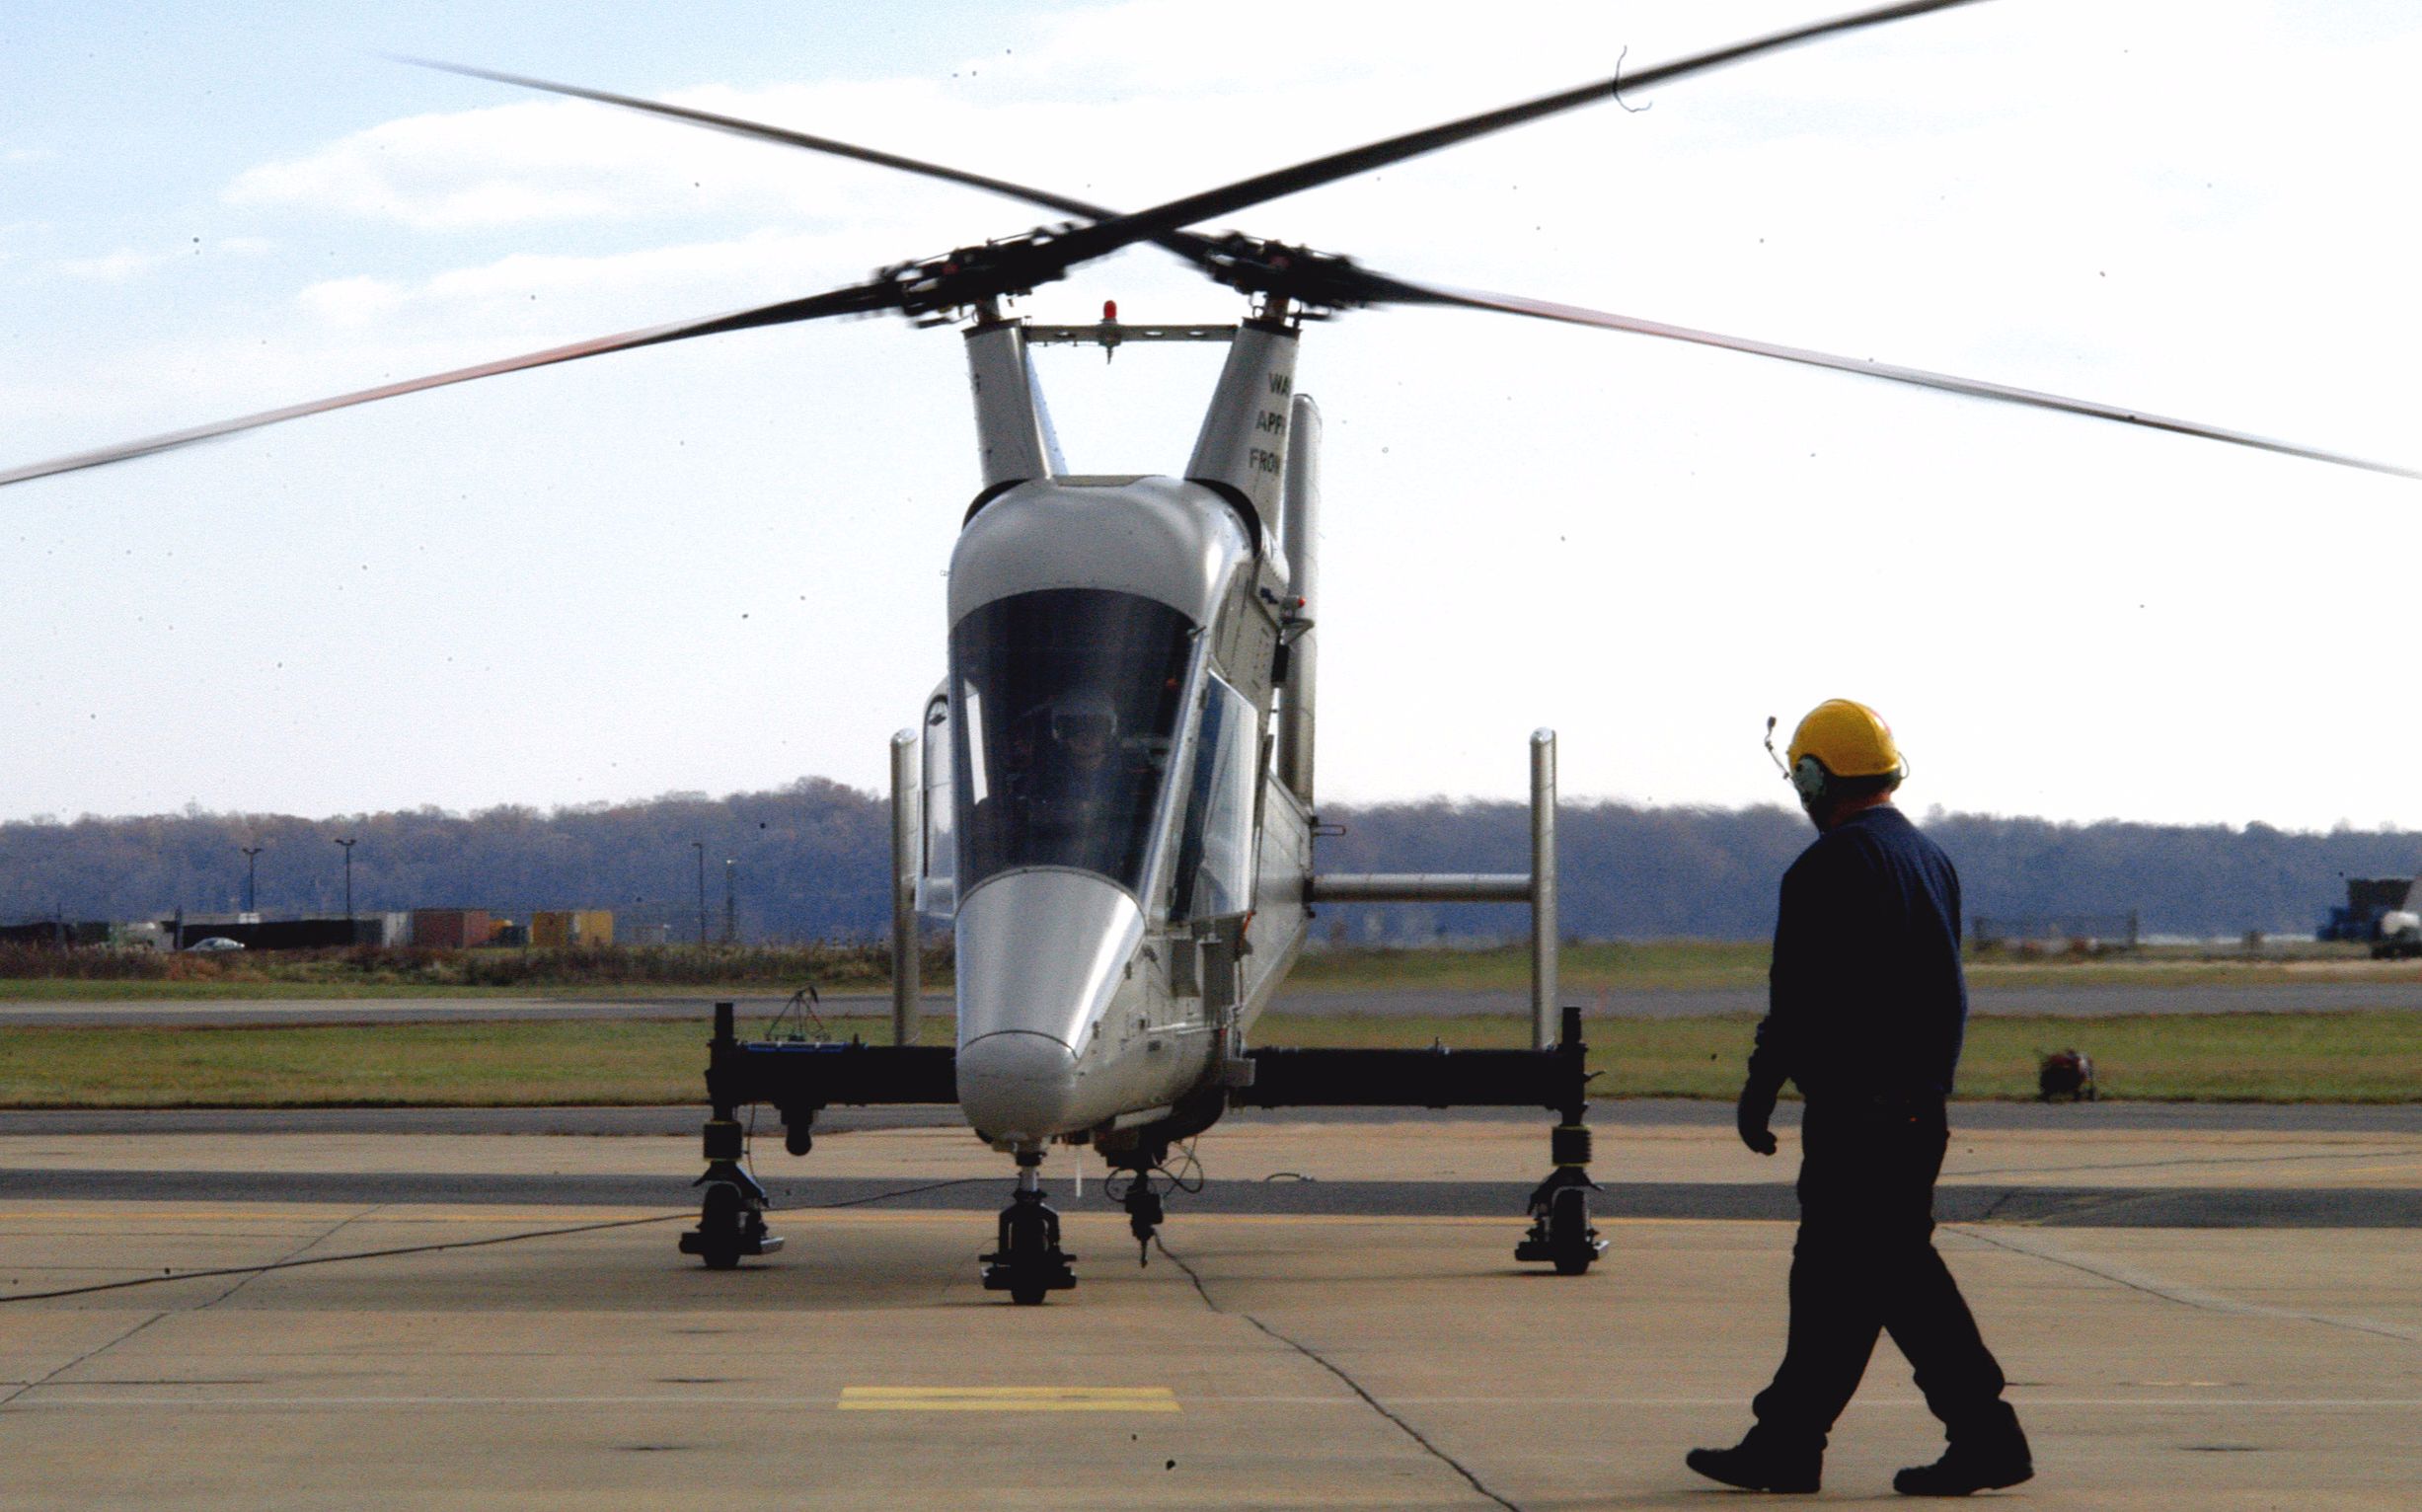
1029 0 1991 279
1396 277 2421 480
402 58 1227 271
0 281 892 490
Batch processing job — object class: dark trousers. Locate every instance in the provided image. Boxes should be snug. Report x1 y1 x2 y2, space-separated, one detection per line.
1750 1097 2017 1451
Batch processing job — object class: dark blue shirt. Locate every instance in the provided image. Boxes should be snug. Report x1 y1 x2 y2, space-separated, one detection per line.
1748 804 1969 1101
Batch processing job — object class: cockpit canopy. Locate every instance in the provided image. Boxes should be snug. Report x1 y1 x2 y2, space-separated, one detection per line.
950 587 1193 898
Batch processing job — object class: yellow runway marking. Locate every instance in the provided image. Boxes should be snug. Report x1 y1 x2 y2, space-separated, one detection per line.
840 1386 1179 1412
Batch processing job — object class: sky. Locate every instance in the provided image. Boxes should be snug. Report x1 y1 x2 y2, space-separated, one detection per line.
3 0 2419 834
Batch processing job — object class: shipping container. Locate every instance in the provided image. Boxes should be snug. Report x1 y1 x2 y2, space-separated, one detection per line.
530 909 615 947
409 908 493 949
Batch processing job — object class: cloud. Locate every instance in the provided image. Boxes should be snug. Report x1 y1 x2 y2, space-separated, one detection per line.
290 226 879 332
56 248 175 281
52 236 277 282
5 146 53 165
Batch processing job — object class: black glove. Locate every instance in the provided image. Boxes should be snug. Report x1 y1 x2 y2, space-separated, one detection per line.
1735 1078 1779 1157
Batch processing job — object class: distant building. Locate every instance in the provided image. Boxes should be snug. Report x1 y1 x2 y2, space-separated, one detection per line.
0 920 109 947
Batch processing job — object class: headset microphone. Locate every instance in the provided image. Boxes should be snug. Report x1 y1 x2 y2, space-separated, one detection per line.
1764 716 1830 805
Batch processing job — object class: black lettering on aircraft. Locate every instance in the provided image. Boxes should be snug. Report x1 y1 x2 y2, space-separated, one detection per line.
1253 409 1287 435
1267 372 1292 397
1248 447 1283 475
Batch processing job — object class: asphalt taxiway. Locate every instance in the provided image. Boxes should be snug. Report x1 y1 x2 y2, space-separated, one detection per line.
6 1106 2421 1507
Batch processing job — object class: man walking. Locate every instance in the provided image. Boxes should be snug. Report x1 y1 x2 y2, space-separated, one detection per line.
1688 699 2031 1497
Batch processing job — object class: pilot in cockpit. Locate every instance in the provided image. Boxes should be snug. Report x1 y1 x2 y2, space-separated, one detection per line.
1031 694 1119 809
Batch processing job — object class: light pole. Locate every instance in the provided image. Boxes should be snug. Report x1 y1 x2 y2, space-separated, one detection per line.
241 846 265 914
723 857 736 945
334 837 357 933
693 841 707 947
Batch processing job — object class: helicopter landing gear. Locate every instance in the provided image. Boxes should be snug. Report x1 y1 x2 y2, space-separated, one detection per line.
678 1116 784 1270
980 1150 1077 1305
1515 1122 1606 1276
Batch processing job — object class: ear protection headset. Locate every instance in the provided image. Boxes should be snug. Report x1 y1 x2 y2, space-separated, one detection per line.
1765 714 1905 809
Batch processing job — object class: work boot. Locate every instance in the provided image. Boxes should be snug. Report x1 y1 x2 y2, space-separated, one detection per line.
1685 1430 1822 1494
1893 1425 2033 1496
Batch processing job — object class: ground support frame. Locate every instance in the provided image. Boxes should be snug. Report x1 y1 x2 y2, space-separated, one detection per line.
679 1001 1606 1278
1232 1002 1606 1273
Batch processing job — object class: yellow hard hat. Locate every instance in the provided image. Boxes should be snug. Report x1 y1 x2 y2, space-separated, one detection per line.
1782 699 1907 803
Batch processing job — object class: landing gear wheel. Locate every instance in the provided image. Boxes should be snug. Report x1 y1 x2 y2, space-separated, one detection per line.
981 1180 1078 1305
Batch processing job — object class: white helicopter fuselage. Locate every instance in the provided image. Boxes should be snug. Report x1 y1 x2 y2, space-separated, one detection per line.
920 316 1320 1152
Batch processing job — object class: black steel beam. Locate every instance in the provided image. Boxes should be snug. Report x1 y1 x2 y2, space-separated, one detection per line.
1235 1045 1571 1110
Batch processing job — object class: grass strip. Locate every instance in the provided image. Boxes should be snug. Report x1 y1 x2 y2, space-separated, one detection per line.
7 938 2411 1002
3 1011 2418 1108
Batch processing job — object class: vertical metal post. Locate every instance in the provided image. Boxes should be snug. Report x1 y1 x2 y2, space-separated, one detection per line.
722 858 736 945
241 846 264 914
693 841 707 947
334 838 357 936
890 729 922 1047
1530 729 1558 1051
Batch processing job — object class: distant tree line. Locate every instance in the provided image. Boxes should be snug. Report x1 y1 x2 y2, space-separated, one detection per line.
1 782 2413 943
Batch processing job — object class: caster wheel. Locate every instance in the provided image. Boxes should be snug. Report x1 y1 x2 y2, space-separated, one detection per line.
1550 1187 1599 1276
695 1184 744 1270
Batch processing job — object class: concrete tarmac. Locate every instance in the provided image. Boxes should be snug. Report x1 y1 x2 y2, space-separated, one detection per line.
5 1110 2421 1507
16 977 2422 1025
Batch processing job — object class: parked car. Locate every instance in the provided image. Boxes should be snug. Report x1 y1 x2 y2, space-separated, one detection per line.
185 936 246 952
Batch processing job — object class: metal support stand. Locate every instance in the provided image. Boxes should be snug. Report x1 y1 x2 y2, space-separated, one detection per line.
980 1151 1078 1305
1530 729 1558 1051
1308 730 1560 1048
1513 1004 1606 1274
888 729 921 1048
678 1002 785 1269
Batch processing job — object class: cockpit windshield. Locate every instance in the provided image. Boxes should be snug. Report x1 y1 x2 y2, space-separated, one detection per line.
949 588 1195 898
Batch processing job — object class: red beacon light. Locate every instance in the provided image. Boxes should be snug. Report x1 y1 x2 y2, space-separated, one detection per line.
1101 300 1118 322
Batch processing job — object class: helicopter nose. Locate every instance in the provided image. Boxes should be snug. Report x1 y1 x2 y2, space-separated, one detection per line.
953 868 1146 1143
957 1030 1082 1144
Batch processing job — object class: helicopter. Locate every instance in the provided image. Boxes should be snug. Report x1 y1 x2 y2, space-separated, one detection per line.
5 0 2415 1304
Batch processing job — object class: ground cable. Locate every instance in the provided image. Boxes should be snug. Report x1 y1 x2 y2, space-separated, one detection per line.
0 1175 999 1304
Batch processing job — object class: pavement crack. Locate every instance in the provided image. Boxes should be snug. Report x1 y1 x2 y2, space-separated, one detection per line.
199 1203 387 1311
1952 1145 2414 1179
0 1204 389 1411
0 1311 172 1411
1946 1225 2422 1348
1153 1235 1524 1512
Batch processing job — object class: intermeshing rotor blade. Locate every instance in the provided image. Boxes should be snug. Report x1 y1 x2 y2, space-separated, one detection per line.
0 281 891 490
414 0 1987 308
1401 278 2421 481
1024 0 1991 281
